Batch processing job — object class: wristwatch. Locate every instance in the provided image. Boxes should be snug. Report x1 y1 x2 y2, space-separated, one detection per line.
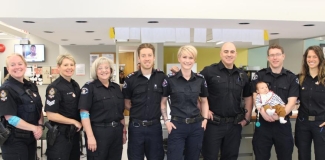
244 118 250 126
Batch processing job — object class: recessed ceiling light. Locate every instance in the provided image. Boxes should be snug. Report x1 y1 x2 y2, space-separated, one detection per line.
44 31 54 33
270 33 279 35
76 21 87 23
239 22 250 25
303 24 315 27
61 39 68 41
70 44 76 45
23 21 35 23
85 31 94 33
94 39 101 41
148 21 159 23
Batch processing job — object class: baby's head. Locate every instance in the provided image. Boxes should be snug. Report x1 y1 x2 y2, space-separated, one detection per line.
256 81 269 94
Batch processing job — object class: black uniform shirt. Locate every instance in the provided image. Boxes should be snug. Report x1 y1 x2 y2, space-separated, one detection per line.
0 76 42 117
162 71 208 118
299 74 325 116
122 69 166 120
251 67 299 104
44 76 81 122
78 80 124 123
200 61 251 117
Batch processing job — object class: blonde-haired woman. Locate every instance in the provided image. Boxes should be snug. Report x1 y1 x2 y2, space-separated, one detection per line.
79 57 126 160
0 53 43 160
44 54 81 160
161 45 209 160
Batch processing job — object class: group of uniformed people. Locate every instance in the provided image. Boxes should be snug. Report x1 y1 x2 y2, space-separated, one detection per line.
0 42 324 160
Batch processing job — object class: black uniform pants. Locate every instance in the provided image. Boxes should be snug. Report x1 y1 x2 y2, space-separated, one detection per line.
295 117 325 160
167 120 204 160
46 130 80 160
1 133 36 160
202 122 242 160
85 124 123 160
127 122 164 160
252 116 293 160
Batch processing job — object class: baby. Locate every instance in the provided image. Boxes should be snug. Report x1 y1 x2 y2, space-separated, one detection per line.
255 81 287 124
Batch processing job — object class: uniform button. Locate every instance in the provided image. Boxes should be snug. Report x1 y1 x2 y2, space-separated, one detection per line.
274 86 276 88
31 101 33 103
112 96 114 97
148 97 150 99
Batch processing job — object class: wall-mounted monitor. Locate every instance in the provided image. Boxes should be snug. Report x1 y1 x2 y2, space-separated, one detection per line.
14 44 45 62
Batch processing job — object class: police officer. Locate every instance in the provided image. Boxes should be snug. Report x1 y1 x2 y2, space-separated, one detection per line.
79 57 126 160
251 44 299 160
161 45 209 160
122 43 165 160
295 46 325 160
0 53 44 160
44 54 82 160
200 42 253 160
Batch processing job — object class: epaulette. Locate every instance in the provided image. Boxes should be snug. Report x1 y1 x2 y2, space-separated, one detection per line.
155 69 164 73
286 69 294 74
85 80 93 85
167 72 176 78
211 63 218 67
196 73 204 78
126 72 136 78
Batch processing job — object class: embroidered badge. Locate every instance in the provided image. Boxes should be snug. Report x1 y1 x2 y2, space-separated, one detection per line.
296 78 299 84
123 82 127 89
81 88 88 95
252 74 258 80
127 72 135 78
162 79 168 87
197 73 204 78
46 100 55 106
48 88 55 99
0 90 7 102
204 81 207 87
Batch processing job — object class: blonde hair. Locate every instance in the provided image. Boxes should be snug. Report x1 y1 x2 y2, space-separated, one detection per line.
56 54 76 66
90 57 115 80
3 53 27 82
177 45 198 60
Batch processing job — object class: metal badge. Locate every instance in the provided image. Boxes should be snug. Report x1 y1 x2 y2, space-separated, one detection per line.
72 93 76 98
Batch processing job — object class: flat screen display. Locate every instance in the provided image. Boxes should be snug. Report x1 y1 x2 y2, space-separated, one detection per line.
14 44 45 62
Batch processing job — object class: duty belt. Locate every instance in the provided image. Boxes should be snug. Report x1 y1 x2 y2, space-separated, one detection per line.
92 121 120 127
298 114 325 121
130 118 159 126
171 116 202 124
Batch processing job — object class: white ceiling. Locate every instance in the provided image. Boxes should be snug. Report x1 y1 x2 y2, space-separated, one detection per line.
0 18 325 48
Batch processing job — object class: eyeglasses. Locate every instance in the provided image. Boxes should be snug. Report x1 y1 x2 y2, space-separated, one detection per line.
268 53 283 57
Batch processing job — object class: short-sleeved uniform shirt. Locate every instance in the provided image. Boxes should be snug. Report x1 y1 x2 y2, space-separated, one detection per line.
251 67 299 106
299 74 325 116
78 80 124 123
0 76 42 122
122 69 167 120
200 61 251 117
162 71 209 118
44 76 81 122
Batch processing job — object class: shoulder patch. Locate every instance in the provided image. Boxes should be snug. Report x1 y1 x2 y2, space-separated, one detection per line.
162 79 168 87
196 73 204 78
0 90 8 102
167 73 175 78
81 87 89 95
48 88 56 99
252 74 258 80
126 72 135 78
123 82 128 88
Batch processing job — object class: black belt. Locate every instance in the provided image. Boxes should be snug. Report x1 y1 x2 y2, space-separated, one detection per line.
171 116 202 124
209 115 236 124
92 121 120 127
298 114 325 121
130 119 159 126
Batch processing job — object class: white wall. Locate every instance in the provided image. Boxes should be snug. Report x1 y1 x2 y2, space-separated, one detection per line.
60 45 116 87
